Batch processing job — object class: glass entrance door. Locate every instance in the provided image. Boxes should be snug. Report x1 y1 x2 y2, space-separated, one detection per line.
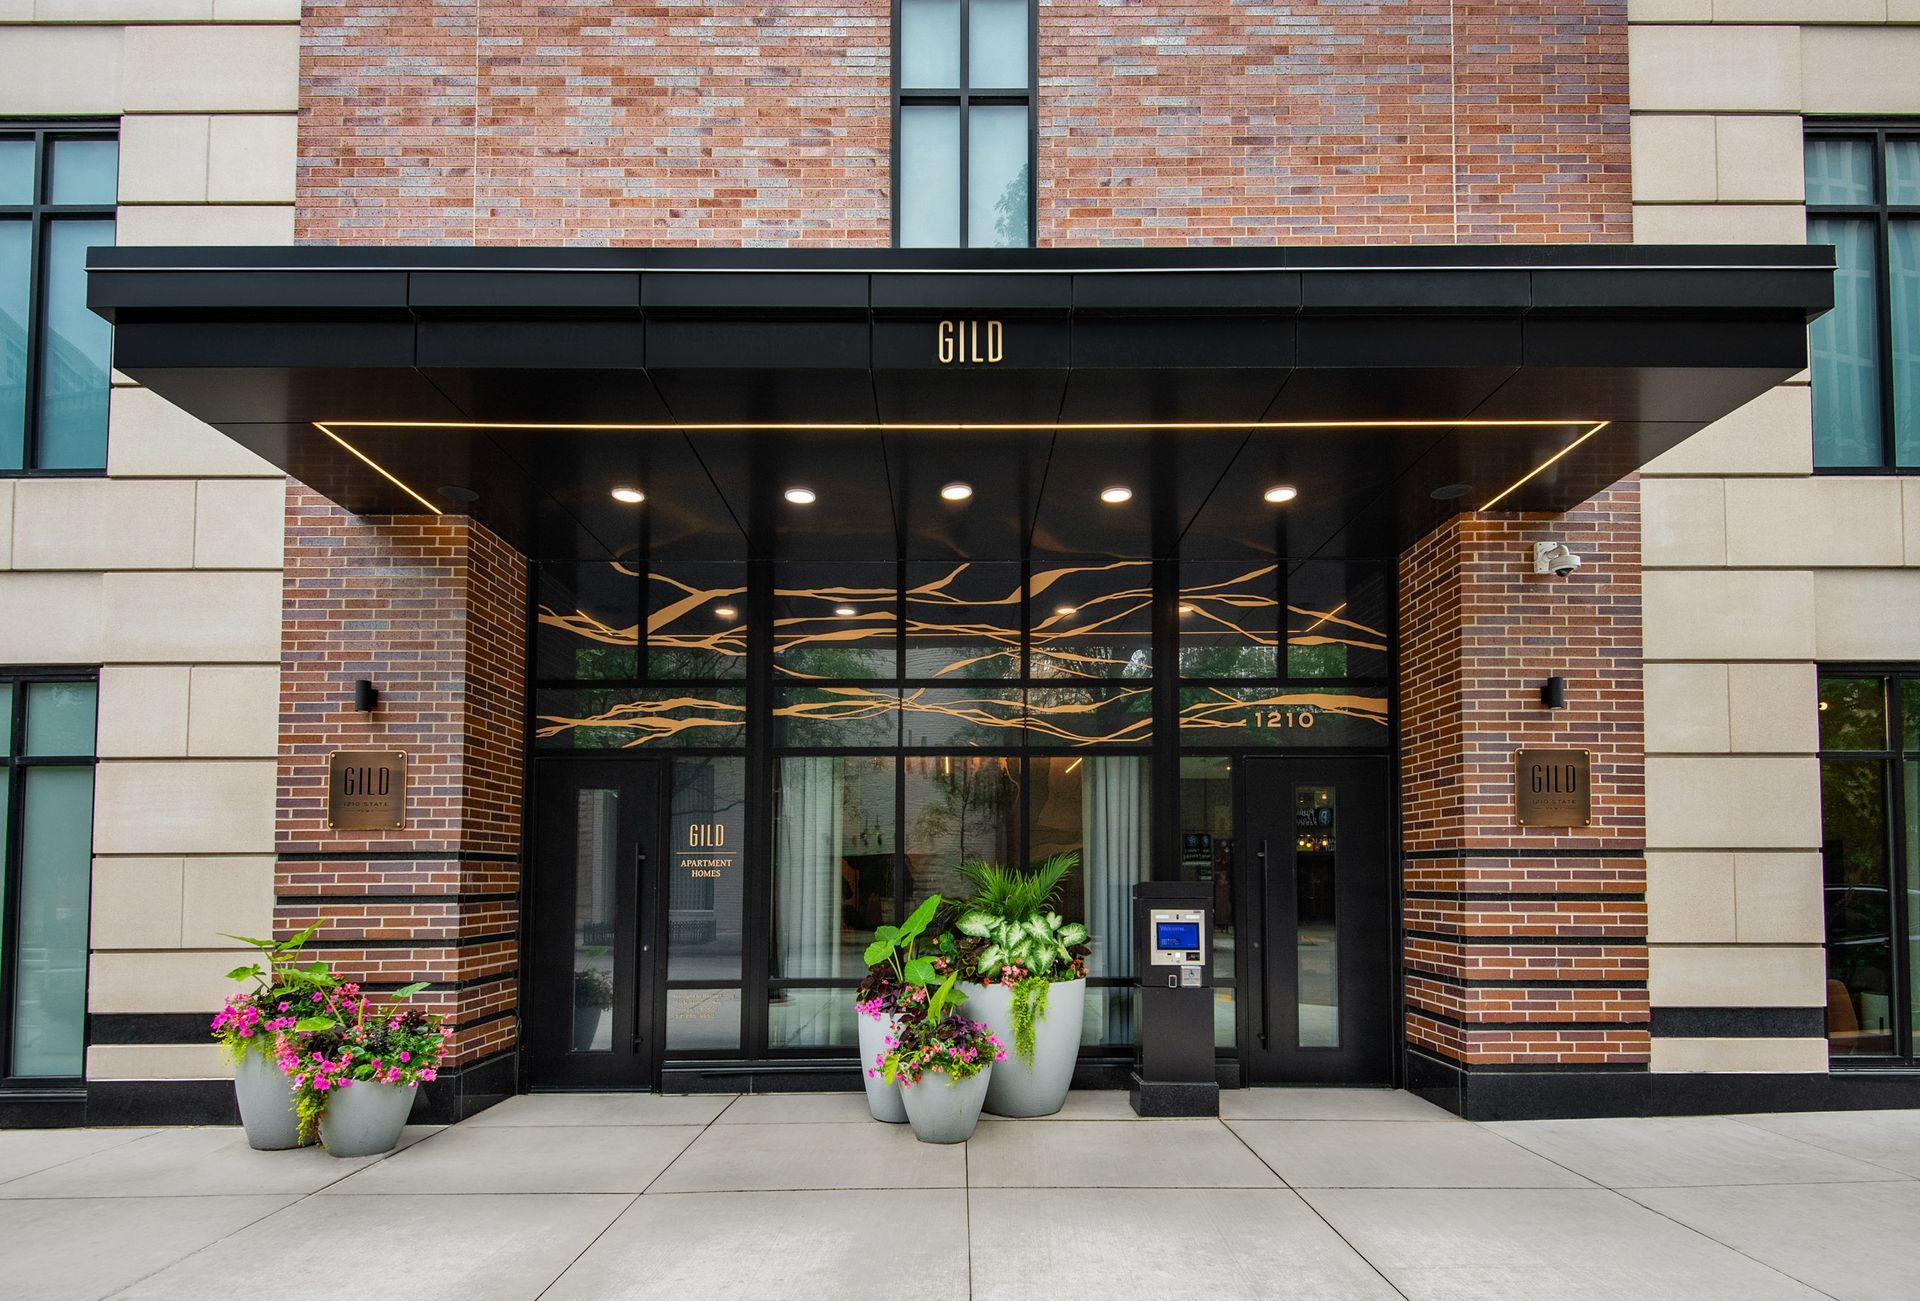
527 758 662 1088
1242 756 1393 1085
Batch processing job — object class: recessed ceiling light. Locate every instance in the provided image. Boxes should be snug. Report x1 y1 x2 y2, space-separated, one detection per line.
833 605 857 617
611 486 645 504
784 486 817 505
713 605 737 620
1263 484 1299 504
1099 485 1133 505
1054 604 1077 617
940 481 973 502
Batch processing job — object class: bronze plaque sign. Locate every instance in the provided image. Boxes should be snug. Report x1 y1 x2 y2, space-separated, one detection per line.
327 751 407 830
1514 748 1591 827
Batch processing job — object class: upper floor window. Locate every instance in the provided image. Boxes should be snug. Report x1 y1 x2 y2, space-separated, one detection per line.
893 0 1034 248
1805 127 1919 471
1 125 117 475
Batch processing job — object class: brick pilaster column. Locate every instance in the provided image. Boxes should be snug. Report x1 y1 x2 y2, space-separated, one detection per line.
1397 480 1649 1117
275 485 527 1120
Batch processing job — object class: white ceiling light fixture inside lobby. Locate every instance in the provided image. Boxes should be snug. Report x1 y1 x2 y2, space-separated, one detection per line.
610 486 644 504
783 486 817 505
940 481 973 501
1099 485 1132 504
1263 484 1298 504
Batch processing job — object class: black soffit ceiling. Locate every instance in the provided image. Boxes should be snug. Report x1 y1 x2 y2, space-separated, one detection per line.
87 244 1833 562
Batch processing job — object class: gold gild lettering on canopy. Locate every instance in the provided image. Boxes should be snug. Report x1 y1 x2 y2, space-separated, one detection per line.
937 319 1005 365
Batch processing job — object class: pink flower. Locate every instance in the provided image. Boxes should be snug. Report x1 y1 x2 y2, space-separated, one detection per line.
277 1002 289 1012
315 1078 330 1091
398 1051 410 1063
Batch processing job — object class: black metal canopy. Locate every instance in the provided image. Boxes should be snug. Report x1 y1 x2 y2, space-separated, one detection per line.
87 244 1831 561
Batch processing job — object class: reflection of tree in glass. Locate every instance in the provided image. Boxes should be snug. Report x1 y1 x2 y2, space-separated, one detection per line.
993 164 1029 247
1179 644 1277 680
913 759 1017 868
1286 642 1349 678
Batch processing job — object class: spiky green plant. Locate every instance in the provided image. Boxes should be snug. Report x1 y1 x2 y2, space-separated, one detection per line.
951 853 1090 1067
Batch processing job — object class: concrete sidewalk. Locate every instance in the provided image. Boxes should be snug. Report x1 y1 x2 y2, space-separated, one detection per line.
0 1089 1912 1300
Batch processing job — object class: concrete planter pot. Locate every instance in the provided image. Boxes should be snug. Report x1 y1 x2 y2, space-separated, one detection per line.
233 1048 306 1151
318 1080 416 1158
573 1005 609 1052
961 978 1085 1117
901 1063 991 1144
857 1008 908 1123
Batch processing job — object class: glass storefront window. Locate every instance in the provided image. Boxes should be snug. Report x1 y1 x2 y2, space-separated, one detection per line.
1179 561 1279 679
901 686 1025 747
903 754 1018 915
667 757 746 983
1030 561 1152 679
1179 686 1389 747
904 560 1021 679
774 562 898 680
3 677 97 1081
1288 562 1391 680
1179 756 1237 1048
649 563 747 680
1823 758 1895 1055
1820 677 1886 751
534 687 746 749
536 561 640 681
772 755 894 982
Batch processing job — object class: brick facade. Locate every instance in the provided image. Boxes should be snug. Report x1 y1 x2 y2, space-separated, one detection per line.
276 486 529 1117
296 0 1627 247
1397 482 1650 1093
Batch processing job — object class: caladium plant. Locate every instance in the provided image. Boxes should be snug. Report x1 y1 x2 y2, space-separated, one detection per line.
954 909 1089 982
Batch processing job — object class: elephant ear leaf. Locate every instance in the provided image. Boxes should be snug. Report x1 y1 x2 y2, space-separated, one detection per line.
900 894 941 939
873 924 900 945
902 957 938 986
1059 923 1088 947
863 939 893 967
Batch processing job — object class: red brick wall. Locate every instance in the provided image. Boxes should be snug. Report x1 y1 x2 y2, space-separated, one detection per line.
299 0 891 245
296 0 1628 246
276 486 529 1076
1397 481 1648 1069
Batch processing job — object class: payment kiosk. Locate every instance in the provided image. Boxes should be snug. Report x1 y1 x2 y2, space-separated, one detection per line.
1130 881 1219 1116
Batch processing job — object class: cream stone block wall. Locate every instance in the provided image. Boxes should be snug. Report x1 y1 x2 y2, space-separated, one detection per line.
1649 1037 1829 1073
1632 8 1920 1074
2 4 297 1083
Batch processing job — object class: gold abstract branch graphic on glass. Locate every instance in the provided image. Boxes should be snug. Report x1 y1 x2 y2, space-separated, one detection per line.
536 693 748 747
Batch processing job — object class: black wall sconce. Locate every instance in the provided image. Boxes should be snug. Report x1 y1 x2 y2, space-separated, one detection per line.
354 679 380 713
1540 676 1567 710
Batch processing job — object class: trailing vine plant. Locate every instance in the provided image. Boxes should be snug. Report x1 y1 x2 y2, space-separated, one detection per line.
951 854 1090 1068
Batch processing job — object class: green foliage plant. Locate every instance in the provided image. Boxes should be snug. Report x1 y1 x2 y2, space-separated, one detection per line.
208 922 338 1063
879 971 1006 1088
951 854 1091 1067
855 893 944 1016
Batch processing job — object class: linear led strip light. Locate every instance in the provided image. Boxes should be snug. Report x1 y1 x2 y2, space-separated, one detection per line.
312 418 1613 520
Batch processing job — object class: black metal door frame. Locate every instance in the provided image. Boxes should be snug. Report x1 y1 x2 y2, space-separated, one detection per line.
525 755 667 1089
1241 754 1395 1085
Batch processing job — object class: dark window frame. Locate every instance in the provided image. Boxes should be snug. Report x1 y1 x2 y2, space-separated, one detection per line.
530 553 1397 1074
1805 120 1920 474
1817 667 1920 1065
0 668 100 1090
890 0 1039 249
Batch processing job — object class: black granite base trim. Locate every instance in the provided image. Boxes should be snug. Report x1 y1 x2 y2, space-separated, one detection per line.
1407 1048 1920 1120
90 1013 215 1046
1130 1072 1220 1117
412 1050 517 1124
85 1079 239 1127
1651 1006 1826 1039
0 1089 87 1128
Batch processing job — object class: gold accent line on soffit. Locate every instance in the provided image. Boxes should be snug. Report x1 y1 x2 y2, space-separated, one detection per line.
320 426 444 515
311 418 1611 521
1475 421 1611 513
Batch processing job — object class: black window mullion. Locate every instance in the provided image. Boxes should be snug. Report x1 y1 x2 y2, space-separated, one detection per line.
1874 129 1899 472
957 0 971 249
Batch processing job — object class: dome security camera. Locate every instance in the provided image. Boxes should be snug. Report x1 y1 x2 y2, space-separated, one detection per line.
1533 541 1583 577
